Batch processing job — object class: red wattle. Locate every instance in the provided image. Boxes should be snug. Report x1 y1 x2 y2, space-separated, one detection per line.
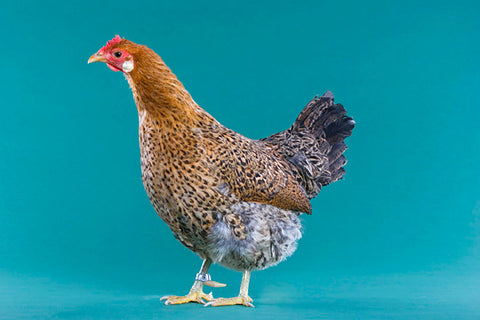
107 63 122 72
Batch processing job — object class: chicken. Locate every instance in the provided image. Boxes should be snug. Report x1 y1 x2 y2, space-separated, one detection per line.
88 35 355 307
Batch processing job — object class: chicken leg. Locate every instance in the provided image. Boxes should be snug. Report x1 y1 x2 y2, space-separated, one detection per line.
204 270 254 307
161 258 225 305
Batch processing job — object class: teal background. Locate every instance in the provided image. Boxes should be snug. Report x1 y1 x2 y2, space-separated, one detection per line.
1 0 479 319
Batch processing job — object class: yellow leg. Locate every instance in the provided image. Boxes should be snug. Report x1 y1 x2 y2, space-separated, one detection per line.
161 259 216 305
205 270 254 307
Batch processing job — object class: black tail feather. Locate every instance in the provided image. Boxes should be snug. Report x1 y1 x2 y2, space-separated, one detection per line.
325 116 356 145
329 155 347 174
290 92 354 191
262 91 355 199
330 167 346 183
327 142 348 163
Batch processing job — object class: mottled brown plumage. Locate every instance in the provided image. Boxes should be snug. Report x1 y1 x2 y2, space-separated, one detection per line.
117 39 311 245
88 37 355 307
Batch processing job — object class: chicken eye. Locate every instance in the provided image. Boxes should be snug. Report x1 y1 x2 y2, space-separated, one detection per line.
113 51 122 58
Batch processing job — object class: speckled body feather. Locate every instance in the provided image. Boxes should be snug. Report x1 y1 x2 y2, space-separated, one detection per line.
110 40 354 271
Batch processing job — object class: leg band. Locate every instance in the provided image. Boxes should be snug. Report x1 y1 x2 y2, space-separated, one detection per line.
195 273 212 282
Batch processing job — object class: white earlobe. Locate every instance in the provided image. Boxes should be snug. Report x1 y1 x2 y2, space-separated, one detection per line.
123 60 134 72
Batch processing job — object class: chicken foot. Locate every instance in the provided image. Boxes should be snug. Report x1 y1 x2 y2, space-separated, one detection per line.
204 270 254 307
161 258 225 305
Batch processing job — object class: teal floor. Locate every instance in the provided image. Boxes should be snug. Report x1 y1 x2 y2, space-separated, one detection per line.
3 270 479 319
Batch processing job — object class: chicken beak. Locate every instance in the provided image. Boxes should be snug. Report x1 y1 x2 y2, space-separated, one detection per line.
88 53 106 64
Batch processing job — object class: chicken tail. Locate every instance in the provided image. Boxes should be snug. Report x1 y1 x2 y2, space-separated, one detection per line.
262 91 355 199
294 91 355 183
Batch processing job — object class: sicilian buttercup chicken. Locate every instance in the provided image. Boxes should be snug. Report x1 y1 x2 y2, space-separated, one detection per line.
88 35 355 307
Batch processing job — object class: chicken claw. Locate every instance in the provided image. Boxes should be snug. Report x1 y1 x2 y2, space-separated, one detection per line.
161 291 213 305
204 295 254 308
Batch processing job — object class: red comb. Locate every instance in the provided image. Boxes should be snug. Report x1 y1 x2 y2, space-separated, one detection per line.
99 35 122 53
